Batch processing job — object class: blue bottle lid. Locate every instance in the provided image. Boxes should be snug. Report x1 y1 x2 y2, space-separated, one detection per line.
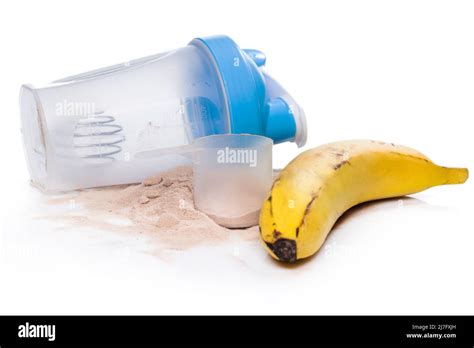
190 35 307 147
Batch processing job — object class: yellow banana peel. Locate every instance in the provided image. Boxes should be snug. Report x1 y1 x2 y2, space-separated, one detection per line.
259 140 468 262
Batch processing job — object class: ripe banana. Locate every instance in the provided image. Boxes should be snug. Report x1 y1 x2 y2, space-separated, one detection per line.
259 140 468 263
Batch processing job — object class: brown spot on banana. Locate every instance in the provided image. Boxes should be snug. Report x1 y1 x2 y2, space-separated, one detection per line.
266 195 273 217
265 238 297 263
333 160 351 170
298 192 319 231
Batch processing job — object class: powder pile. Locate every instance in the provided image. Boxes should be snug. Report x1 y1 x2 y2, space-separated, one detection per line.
45 166 259 251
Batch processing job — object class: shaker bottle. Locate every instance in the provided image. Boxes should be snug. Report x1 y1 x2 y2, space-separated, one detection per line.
20 35 306 191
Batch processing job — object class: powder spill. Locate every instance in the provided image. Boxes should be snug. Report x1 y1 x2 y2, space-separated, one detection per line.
43 166 259 252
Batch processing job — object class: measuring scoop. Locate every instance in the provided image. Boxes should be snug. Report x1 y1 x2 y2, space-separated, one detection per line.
136 134 273 228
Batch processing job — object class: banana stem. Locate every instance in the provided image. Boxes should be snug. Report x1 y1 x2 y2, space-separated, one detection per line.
444 167 469 184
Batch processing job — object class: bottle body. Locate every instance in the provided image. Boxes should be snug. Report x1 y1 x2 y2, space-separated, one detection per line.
20 46 229 191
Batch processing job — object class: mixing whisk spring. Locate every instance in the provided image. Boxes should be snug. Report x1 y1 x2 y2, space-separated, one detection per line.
73 113 125 163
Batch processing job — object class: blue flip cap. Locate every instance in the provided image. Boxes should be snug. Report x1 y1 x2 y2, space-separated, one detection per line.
190 35 307 147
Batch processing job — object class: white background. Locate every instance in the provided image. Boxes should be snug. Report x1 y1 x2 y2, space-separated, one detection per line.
0 0 473 314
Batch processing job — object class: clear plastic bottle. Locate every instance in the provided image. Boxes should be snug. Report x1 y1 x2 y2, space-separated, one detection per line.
20 35 306 191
